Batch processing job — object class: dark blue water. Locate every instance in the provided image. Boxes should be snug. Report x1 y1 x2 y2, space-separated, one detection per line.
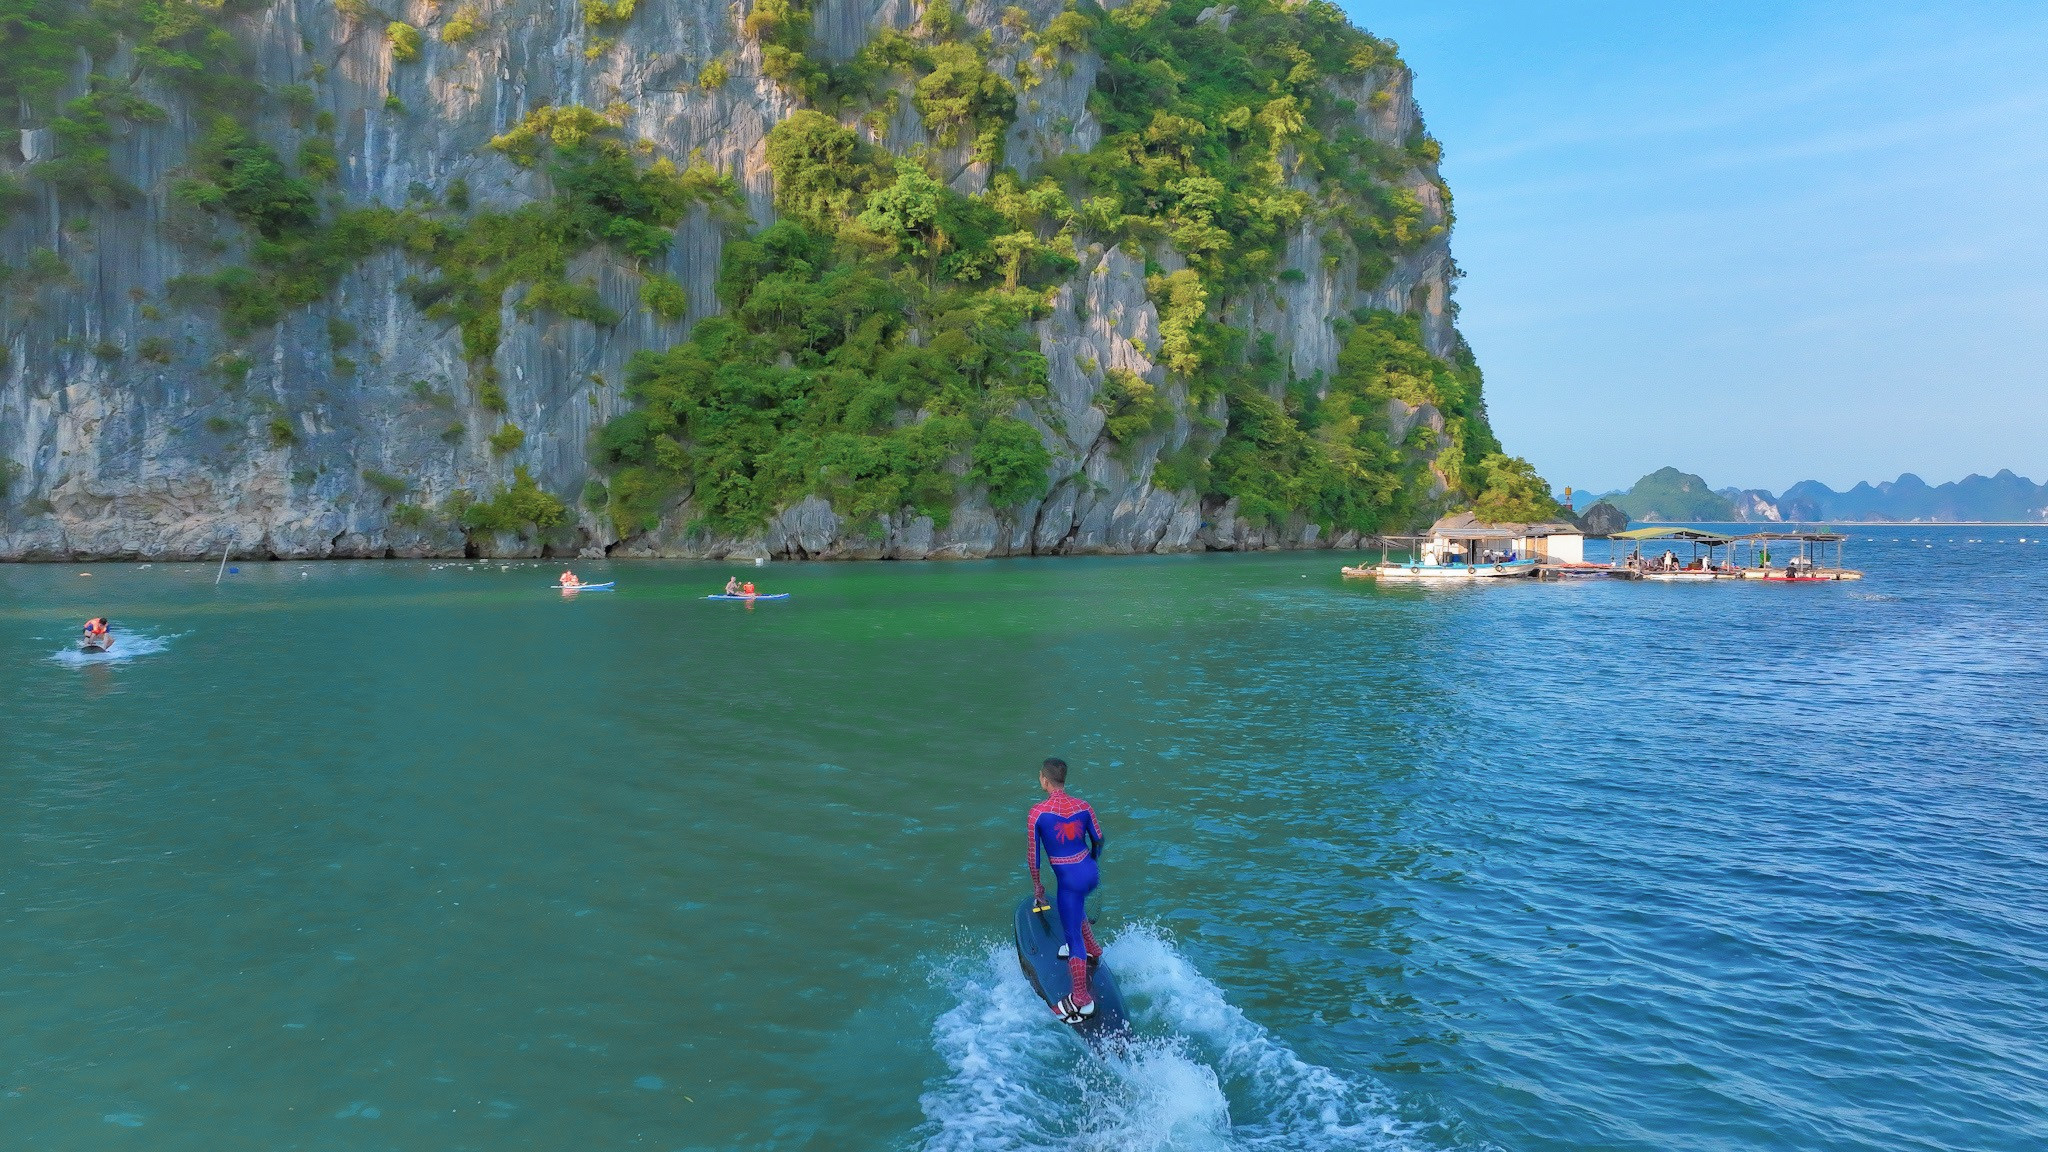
2 532 2044 1149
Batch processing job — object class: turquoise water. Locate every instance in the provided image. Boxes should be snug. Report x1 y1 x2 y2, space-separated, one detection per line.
3 538 2044 1150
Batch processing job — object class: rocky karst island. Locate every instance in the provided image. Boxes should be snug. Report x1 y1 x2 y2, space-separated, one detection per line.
0 0 1557 561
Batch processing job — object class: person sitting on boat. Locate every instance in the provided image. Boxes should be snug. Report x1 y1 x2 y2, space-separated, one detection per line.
560 569 581 588
1027 757 1105 1023
83 617 110 646
741 581 757 597
724 576 741 596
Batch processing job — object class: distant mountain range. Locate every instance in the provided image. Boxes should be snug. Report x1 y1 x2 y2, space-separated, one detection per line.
1573 468 2048 523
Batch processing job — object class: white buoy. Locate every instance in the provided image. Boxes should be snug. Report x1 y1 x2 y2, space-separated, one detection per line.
755 556 765 567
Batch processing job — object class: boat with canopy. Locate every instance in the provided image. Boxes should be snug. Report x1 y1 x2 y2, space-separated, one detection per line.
1608 527 1735 580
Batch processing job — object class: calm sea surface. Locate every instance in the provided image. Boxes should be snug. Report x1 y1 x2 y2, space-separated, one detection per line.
3 534 2044 1151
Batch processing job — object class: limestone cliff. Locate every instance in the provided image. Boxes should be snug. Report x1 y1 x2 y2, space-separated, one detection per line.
0 0 1525 560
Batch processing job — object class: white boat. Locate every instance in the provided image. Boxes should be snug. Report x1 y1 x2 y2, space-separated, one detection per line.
1345 558 1540 580
1636 569 1720 583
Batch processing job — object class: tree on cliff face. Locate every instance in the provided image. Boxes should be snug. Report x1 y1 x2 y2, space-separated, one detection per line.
1471 454 1568 524
760 110 874 229
856 159 953 273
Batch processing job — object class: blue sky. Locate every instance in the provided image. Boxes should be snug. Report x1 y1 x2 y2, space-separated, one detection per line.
1338 1 2048 495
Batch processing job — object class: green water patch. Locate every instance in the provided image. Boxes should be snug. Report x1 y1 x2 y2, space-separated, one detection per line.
6 543 2042 1152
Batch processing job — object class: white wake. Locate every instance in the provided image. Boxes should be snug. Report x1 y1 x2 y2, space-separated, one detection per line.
916 925 1428 1152
48 631 175 667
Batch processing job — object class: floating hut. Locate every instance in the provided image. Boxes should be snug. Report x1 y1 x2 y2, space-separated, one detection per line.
1343 513 1583 581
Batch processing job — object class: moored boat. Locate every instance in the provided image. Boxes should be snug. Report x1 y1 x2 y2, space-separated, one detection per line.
1636 569 1719 583
1345 558 1540 580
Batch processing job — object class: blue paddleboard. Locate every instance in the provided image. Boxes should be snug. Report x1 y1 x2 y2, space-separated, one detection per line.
556 581 614 591
1014 897 1128 1044
705 593 790 601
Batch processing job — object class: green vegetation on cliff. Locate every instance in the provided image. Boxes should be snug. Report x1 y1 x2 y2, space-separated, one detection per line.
608 0 1554 537
1 0 1558 541
1205 313 1549 533
3 0 258 204
169 117 394 334
594 113 1059 536
1057 0 1433 295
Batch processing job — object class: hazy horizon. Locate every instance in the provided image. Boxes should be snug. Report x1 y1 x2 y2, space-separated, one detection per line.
1348 1 2048 495
1589 464 2046 500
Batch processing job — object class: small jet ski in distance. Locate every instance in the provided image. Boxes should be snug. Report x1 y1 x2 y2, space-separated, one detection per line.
79 617 114 653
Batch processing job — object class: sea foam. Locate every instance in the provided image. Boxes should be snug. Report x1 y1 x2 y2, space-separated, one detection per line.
48 631 175 667
916 925 1423 1152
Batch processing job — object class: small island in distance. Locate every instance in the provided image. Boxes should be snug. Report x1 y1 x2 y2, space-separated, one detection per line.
1572 467 2048 524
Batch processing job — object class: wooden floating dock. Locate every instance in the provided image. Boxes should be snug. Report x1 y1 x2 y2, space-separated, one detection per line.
1591 528 1864 581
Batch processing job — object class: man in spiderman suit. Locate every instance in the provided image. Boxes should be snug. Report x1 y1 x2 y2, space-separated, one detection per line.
1027 757 1105 1022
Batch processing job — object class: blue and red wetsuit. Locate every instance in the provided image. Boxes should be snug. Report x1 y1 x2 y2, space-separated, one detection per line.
1028 787 1104 1008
